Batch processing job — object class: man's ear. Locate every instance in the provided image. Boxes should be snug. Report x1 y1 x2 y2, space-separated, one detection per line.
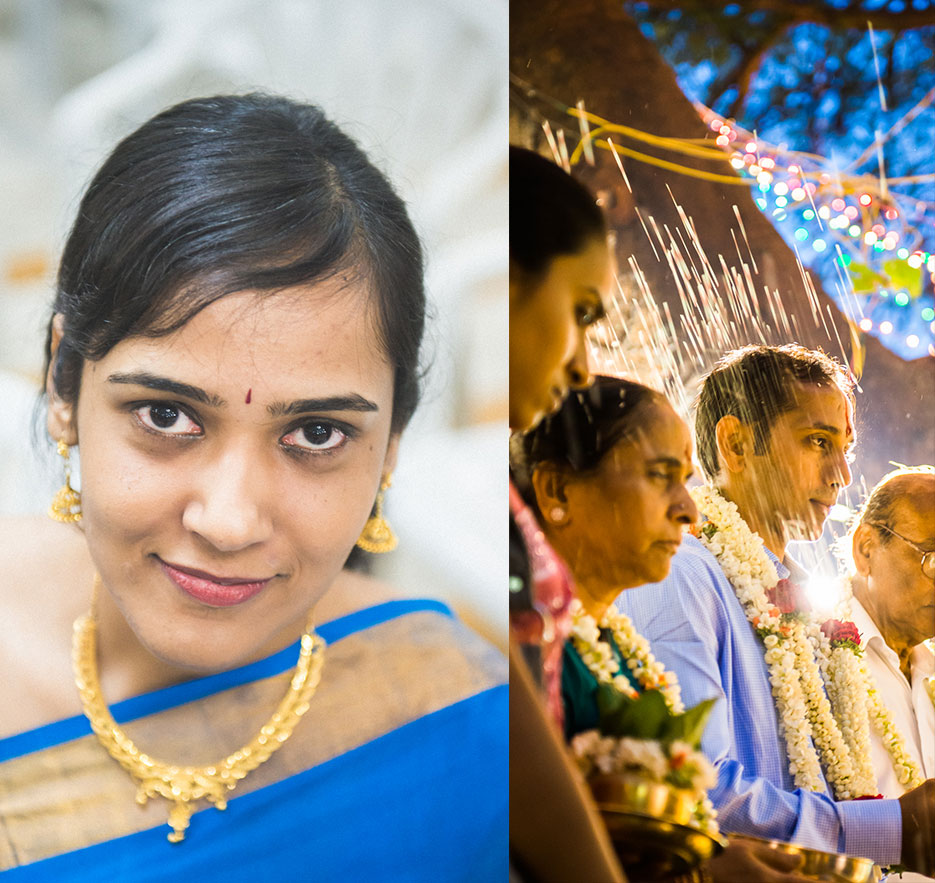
714 414 751 474
531 464 570 526
46 314 78 445
852 522 875 577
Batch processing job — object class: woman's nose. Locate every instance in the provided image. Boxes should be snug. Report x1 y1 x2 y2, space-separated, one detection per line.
671 484 699 525
565 331 591 390
181 446 273 552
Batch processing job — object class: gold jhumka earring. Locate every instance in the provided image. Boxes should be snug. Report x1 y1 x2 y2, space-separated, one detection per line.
49 439 82 523
355 474 398 554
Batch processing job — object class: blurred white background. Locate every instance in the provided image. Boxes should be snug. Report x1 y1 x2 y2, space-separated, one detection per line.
0 0 507 647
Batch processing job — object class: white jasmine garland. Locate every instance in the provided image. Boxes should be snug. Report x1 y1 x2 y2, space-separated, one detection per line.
569 729 719 833
817 639 879 795
570 731 713 787
864 664 923 789
668 739 718 792
569 598 684 713
691 486 872 798
568 599 718 833
612 737 670 780
824 580 925 791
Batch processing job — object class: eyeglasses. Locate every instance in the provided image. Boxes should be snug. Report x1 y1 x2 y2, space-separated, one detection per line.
867 522 935 579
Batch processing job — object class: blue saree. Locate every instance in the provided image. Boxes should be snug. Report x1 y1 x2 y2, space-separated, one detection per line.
0 599 507 881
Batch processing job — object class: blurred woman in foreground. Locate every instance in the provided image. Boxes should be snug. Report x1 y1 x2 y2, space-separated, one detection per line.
508 146 623 881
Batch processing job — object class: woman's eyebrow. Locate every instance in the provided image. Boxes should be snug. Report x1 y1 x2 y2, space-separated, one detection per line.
647 456 683 469
268 395 379 417
107 372 225 407
647 455 694 478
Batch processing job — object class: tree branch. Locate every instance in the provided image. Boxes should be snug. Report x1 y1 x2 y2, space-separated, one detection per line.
705 40 766 109
724 22 794 118
631 0 935 32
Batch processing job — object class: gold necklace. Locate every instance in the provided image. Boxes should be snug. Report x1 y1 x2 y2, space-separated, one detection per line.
72 599 326 843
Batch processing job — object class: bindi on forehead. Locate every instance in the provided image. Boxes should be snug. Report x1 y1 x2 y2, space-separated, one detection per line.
245 388 252 405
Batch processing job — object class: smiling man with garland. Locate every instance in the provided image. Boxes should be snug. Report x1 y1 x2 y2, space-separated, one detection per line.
616 344 935 876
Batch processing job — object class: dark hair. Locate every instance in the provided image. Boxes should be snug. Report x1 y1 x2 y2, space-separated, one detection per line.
510 375 663 509
856 465 935 544
509 146 607 279
695 344 854 481
45 93 425 433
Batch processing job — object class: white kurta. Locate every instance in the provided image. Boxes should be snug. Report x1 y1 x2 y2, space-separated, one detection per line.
850 596 934 883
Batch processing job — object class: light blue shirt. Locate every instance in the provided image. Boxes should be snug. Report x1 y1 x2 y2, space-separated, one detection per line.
616 533 902 865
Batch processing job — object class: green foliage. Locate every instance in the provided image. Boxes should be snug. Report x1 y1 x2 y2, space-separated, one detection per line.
849 261 889 294
596 685 718 750
756 626 785 643
848 259 922 298
883 259 923 299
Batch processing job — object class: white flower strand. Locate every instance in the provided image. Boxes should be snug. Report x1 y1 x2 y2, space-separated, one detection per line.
691 486 863 798
817 639 879 796
765 632 825 792
864 662 923 789
569 598 684 713
822 578 922 792
568 599 718 833
793 622 859 798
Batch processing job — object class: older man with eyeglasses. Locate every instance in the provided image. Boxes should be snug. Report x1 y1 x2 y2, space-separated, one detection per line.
849 465 935 881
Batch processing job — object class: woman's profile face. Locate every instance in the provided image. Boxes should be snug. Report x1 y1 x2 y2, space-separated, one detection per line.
509 236 612 431
547 401 698 589
49 278 397 672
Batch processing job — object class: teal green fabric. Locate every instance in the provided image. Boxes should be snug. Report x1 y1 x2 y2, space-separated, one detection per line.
562 631 641 741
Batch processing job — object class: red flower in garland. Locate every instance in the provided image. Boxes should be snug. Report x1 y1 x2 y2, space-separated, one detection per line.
766 578 811 615
821 619 861 647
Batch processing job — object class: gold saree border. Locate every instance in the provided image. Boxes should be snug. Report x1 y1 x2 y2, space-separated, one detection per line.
0 610 506 869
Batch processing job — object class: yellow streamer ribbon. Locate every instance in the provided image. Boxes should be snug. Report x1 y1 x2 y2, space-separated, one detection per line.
572 136 757 186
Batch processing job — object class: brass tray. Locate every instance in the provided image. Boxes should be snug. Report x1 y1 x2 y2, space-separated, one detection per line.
731 834 881 883
590 774 727 881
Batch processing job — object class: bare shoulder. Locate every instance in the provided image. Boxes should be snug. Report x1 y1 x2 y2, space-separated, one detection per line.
0 514 94 605
0 515 95 738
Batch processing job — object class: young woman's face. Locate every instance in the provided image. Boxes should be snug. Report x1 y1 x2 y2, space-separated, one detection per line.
509 237 612 431
50 281 397 672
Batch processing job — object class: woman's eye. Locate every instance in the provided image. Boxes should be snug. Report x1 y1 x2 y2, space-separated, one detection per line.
133 403 202 436
281 421 348 453
810 436 829 450
575 300 605 328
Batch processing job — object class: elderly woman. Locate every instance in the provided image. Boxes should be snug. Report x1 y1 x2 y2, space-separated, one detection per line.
513 375 815 883
0 94 505 880
511 376 697 738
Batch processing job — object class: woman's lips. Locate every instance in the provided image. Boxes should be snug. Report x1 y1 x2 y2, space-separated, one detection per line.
158 559 272 607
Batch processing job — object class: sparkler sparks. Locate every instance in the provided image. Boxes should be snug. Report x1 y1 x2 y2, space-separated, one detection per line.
868 22 888 113
588 190 857 431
